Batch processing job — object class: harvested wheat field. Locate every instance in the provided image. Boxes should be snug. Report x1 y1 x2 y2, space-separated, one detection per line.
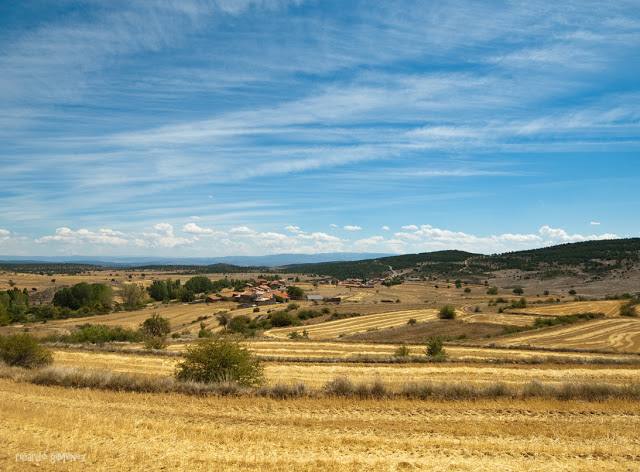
50 349 640 389
510 300 624 317
1 378 639 471
163 340 640 363
494 318 640 353
265 308 455 339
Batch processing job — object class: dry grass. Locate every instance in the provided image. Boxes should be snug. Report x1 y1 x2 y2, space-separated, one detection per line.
493 318 640 353
1 377 639 470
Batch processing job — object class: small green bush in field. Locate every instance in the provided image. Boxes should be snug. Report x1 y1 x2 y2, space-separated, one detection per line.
140 314 171 338
175 337 263 386
426 337 446 360
143 336 167 350
438 305 456 320
394 344 410 357
0 334 53 368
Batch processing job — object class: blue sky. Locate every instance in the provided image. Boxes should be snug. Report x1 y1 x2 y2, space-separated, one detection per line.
1 0 639 256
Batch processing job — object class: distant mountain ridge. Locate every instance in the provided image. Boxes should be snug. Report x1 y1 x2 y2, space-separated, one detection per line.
283 238 640 280
2 239 639 282
0 252 392 268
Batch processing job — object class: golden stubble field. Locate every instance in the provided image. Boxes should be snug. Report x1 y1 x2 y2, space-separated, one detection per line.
1 378 639 471
50 349 640 388
494 318 640 353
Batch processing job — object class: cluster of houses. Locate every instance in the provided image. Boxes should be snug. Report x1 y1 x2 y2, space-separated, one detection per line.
206 279 290 306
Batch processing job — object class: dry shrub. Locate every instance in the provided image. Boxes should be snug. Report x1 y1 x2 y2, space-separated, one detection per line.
323 376 355 396
258 382 307 399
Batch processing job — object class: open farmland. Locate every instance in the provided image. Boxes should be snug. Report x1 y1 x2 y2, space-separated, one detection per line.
1 378 640 471
174 340 640 363
493 318 640 353
0 301 243 338
509 300 624 317
49 349 640 388
265 308 453 339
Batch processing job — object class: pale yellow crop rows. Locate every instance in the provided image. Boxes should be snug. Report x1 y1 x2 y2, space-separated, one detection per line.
510 300 623 317
265 308 450 339
1 378 639 471
495 318 640 353
51 350 640 389
163 339 640 363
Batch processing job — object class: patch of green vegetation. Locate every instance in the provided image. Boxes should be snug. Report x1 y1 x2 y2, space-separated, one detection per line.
533 312 604 329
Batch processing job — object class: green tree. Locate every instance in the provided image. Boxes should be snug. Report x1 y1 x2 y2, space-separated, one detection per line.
140 314 171 338
147 280 169 301
121 283 146 310
184 276 214 294
286 286 305 300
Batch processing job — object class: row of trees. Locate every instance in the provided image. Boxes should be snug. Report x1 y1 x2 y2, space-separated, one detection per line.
53 282 113 311
147 276 251 303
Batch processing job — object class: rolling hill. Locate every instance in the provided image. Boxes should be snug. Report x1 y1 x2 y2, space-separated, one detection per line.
282 238 640 281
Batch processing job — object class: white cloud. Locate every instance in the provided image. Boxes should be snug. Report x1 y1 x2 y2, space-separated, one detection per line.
539 225 617 243
590 221 601 226
136 223 194 248
343 225 362 232
381 225 390 231
36 227 128 246
285 225 302 234
182 222 223 235
401 225 418 231
0 229 10 240
229 226 256 235
330 224 338 228
354 235 385 246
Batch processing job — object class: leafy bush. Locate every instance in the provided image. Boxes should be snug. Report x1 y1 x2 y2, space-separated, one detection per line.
407 318 417 325
228 315 252 334
175 337 263 386
140 314 171 338
619 302 638 317
286 303 299 311
143 336 167 350
269 310 298 327
510 297 527 309
533 312 604 328
394 344 410 357
0 334 53 368
486 286 498 295
512 286 524 295
297 309 322 320
286 286 305 300
438 305 456 320
55 324 143 344
426 337 446 360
